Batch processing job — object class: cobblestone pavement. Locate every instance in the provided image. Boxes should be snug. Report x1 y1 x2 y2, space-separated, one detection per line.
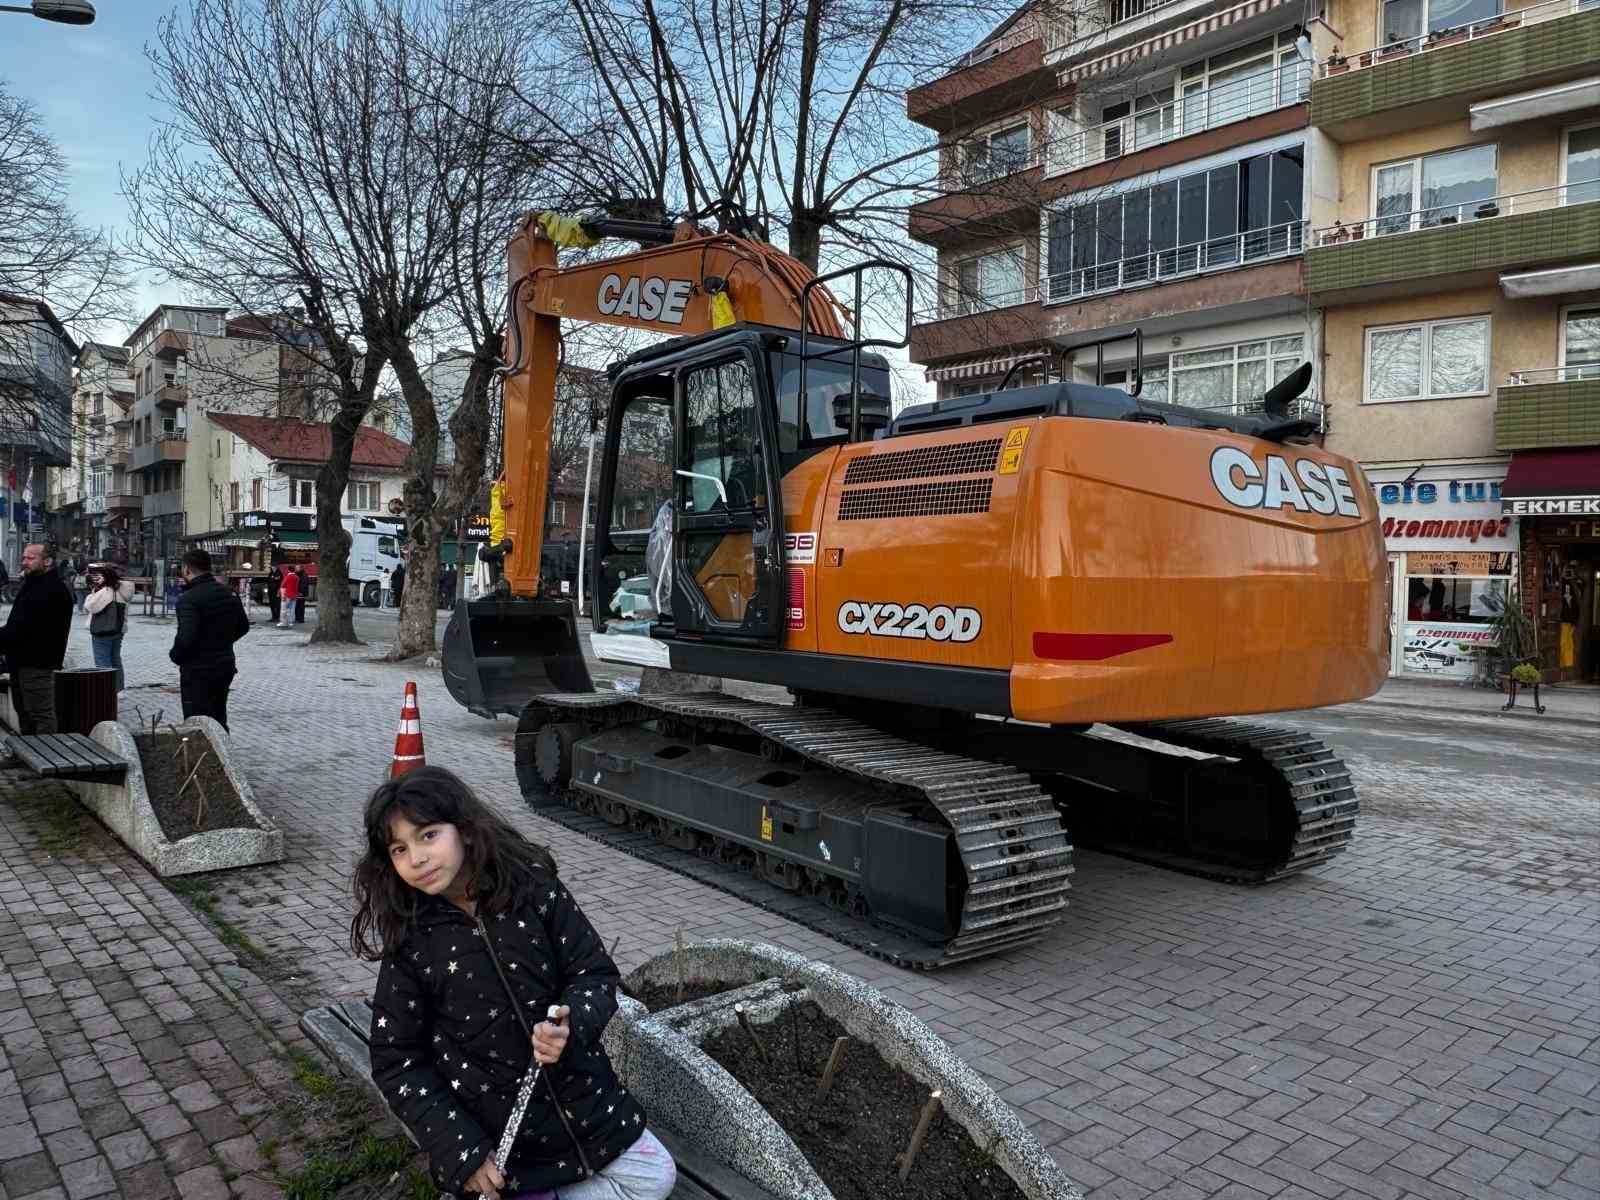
6 601 1598 1200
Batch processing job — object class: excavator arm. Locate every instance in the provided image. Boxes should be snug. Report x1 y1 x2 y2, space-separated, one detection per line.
498 212 845 598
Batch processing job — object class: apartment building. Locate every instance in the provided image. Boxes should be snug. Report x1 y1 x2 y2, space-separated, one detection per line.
121 305 283 570
0 294 75 569
907 0 1598 682
48 342 136 559
1306 0 1598 681
906 0 1320 413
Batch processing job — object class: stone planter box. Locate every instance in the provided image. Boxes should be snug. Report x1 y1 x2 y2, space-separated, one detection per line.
71 716 284 875
603 939 1081 1200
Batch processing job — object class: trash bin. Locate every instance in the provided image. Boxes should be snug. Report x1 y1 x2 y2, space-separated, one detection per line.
54 668 117 735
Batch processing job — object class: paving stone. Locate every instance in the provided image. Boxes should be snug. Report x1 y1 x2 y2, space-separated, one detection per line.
0 1152 58 1197
173 1164 227 1200
97 1130 155 1173
55 1155 115 1200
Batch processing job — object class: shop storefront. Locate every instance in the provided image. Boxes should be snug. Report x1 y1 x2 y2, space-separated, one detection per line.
1502 448 1600 683
1367 464 1518 680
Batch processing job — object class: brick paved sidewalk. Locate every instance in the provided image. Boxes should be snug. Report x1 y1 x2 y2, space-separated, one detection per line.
0 767 355 1200
4 606 1598 1200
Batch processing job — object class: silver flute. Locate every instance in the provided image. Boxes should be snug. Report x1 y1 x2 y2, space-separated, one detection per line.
496 1004 563 1172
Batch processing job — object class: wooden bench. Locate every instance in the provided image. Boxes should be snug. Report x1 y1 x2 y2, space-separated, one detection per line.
301 1000 774 1200
4 732 129 783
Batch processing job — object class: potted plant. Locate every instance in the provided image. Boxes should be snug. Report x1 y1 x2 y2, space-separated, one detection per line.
1350 222 1366 240
1378 36 1412 60
1326 49 1350 74
1428 24 1470 46
1324 222 1348 245
1475 200 1500 219
1504 661 1547 713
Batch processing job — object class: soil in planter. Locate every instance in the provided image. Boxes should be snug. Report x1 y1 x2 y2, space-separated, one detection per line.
701 1005 1027 1200
623 977 739 1011
134 732 258 842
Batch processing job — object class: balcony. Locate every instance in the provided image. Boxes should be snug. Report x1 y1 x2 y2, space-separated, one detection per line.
104 444 130 467
907 31 1054 131
1495 365 1600 450
86 495 106 516
129 431 189 472
104 491 142 512
1043 60 1309 177
1312 0 1600 141
1307 184 1600 302
141 490 184 518
154 383 188 408
1045 218 1305 304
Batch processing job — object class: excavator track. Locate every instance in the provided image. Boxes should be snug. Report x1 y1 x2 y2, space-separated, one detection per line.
516 692 1073 969
1104 718 1360 883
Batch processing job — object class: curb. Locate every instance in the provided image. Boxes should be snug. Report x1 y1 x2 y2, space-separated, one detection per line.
1349 695 1599 730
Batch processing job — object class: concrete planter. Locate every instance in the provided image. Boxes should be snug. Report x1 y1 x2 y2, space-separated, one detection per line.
604 940 1081 1200
71 716 284 876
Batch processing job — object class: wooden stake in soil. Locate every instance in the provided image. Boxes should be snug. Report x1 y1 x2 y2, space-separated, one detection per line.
674 928 686 1002
734 1003 770 1062
815 1036 849 1101
896 1089 943 1181
176 749 213 829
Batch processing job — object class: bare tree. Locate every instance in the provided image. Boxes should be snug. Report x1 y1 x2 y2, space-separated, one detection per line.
127 0 505 643
1 81 131 471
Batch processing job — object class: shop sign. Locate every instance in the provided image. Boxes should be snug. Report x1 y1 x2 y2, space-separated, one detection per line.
464 513 490 541
1503 496 1600 516
1405 551 1512 576
1402 621 1495 679
1373 476 1515 550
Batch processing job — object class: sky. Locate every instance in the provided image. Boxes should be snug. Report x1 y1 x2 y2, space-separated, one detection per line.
1 0 172 337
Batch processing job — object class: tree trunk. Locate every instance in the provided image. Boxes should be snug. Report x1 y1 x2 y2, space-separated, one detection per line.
309 397 369 644
387 341 442 660
787 212 822 274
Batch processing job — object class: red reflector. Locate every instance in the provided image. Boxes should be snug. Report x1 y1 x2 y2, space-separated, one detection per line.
786 568 806 630
1033 632 1173 661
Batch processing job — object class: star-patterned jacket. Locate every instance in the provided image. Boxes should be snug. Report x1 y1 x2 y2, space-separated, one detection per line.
368 870 647 1196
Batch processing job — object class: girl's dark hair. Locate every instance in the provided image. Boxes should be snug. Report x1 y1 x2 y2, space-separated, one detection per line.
350 765 556 960
95 564 122 591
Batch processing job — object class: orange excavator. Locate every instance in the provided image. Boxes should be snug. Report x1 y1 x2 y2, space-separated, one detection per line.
441 211 1387 967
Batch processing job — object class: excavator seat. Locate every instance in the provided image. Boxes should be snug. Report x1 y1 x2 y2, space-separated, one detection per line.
441 596 593 718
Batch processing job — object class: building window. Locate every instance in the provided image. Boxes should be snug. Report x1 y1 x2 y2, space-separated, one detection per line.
961 122 1031 184
347 481 381 511
230 481 240 512
1562 305 1600 379
1365 317 1489 403
252 478 263 508
550 500 567 526
294 479 316 507
1045 146 1303 301
1131 335 1306 412
1372 144 1497 235
946 246 1027 315
1563 124 1600 207
1383 0 1499 47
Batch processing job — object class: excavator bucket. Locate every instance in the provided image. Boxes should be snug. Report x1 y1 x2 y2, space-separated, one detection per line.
441 596 593 718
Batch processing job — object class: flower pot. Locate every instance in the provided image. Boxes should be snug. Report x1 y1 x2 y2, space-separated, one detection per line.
1327 60 1350 74
1358 51 1375 66
1475 203 1500 219
1350 225 1365 240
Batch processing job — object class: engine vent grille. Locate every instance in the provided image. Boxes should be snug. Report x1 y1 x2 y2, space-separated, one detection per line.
841 438 1002 484
837 479 993 521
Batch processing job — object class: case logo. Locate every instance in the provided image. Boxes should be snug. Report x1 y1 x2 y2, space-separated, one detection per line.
837 601 981 643
596 273 694 324
784 531 818 565
1210 448 1360 517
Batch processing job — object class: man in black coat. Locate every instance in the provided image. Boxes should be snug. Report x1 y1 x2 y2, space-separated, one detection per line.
0 543 74 733
294 565 308 624
266 565 283 625
169 548 250 730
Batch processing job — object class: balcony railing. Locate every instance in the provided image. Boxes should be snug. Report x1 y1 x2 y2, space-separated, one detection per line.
919 281 1042 324
1313 181 1596 244
1507 363 1600 384
1317 0 1585 77
1044 219 1305 303
1045 61 1308 175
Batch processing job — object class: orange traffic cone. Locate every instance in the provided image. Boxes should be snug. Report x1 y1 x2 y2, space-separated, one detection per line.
391 681 426 778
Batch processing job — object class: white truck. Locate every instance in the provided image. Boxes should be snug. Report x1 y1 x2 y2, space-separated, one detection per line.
347 514 405 607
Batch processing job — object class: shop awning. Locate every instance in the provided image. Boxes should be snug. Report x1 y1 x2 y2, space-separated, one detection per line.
275 530 318 544
1501 448 1600 516
1060 0 1293 83
221 533 265 548
924 346 1053 383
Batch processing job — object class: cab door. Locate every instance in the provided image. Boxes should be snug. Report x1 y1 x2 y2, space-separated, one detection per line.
670 353 784 644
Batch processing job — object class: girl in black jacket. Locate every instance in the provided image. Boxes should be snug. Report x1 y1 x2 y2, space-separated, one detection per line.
352 767 676 1200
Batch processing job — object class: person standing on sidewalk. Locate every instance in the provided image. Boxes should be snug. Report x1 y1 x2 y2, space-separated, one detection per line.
278 564 300 629
0 543 74 733
294 565 308 624
84 564 135 693
169 548 249 730
266 564 283 626
390 560 405 610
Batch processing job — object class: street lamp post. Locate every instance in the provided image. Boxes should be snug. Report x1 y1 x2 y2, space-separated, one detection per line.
0 0 96 23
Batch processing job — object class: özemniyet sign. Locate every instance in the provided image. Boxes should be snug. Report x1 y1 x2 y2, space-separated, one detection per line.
1372 476 1516 551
